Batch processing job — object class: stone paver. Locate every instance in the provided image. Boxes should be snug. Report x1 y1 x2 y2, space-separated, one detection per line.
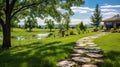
57 60 76 67
74 49 88 53
72 57 91 63
82 64 98 67
86 53 103 58
71 54 81 57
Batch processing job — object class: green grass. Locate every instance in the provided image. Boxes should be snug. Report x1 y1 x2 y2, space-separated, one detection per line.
0 28 98 67
94 33 120 67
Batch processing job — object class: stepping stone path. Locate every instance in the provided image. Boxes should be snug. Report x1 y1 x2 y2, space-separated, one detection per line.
57 33 106 67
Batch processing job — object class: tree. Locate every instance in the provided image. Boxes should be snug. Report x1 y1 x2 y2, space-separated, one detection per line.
25 17 37 32
76 24 80 34
0 0 84 48
76 21 87 34
91 4 102 30
62 13 70 35
45 19 54 32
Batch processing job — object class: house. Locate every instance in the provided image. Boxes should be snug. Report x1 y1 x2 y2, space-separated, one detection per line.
102 15 120 31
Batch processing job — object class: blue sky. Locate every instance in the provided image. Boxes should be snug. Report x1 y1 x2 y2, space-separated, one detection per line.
69 0 120 25
19 0 120 25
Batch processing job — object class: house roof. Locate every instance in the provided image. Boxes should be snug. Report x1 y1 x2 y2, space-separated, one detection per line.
102 15 120 22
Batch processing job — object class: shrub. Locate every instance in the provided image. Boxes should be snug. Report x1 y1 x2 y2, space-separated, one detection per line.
110 28 116 33
48 33 53 37
70 30 76 35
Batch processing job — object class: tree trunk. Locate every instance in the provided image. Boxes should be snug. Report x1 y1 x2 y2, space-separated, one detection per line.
2 20 11 48
50 28 52 32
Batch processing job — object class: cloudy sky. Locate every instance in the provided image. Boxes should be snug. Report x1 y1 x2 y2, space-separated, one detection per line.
20 0 120 25
69 0 120 25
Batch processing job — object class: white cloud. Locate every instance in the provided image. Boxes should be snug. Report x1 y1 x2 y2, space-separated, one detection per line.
100 5 120 19
36 17 59 25
101 9 116 12
101 5 120 9
71 7 93 14
70 18 90 25
102 12 120 19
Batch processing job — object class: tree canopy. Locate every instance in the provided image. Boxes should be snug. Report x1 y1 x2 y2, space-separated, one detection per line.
45 19 54 32
0 0 84 48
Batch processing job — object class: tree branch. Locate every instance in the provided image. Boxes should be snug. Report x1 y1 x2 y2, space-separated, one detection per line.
11 2 40 18
10 0 16 13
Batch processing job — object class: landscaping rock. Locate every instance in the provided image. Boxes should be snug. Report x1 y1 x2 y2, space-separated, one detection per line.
86 53 103 58
71 54 81 57
76 43 87 47
74 49 88 53
86 42 95 45
82 64 98 67
94 59 104 62
72 57 91 63
88 44 97 47
57 60 75 67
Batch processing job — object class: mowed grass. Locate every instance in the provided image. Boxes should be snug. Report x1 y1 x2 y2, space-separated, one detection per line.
94 33 120 67
0 28 98 67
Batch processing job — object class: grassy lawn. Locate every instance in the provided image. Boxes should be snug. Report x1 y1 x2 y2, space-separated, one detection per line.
94 33 120 67
0 28 98 67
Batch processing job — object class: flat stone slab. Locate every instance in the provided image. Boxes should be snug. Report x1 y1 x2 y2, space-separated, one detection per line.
94 59 104 62
57 60 75 67
86 53 103 58
74 49 88 53
85 47 101 50
82 64 98 67
88 44 97 47
72 57 91 63
88 50 101 53
86 42 95 45
71 54 81 57
76 43 87 47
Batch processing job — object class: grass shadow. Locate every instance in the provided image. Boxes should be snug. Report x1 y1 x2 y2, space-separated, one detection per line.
0 41 75 67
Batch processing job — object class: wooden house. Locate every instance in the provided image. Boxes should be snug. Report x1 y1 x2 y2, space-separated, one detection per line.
102 15 120 31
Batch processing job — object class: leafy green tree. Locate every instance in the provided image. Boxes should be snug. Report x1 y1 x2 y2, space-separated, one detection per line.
62 13 70 35
25 17 37 32
79 21 87 33
0 0 84 48
76 21 87 34
91 4 102 30
83 25 87 32
45 19 54 32
80 21 84 31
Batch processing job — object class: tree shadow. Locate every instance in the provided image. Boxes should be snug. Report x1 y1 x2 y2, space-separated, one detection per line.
0 41 75 67
99 51 120 67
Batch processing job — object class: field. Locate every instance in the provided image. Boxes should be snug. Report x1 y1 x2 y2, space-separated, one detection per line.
94 33 120 67
0 28 98 67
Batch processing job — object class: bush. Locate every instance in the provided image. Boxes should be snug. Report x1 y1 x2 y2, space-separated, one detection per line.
110 28 116 33
70 30 76 35
48 33 53 37
65 34 69 36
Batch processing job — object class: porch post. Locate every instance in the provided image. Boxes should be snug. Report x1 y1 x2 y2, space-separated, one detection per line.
113 22 117 30
104 22 107 30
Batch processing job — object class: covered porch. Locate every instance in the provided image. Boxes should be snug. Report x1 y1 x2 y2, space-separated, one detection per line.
102 15 120 31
